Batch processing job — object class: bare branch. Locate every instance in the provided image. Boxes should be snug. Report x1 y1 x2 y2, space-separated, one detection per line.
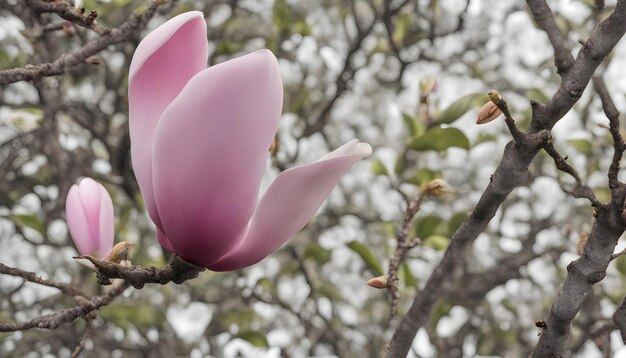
530 203 626 356
613 296 626 343
526 0 575 74
543 141 601 206
77 254 205 289
0 1 163 85
0 262 87 298
386 181 445 319
0 281 129 332
26 0 110 35
593 76 625 192
387 2 626 356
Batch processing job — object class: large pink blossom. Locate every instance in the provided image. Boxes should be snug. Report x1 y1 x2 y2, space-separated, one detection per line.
65 178 114 259
128 11 371 271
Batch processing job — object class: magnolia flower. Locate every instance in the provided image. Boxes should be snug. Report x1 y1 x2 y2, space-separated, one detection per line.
65 178 114 259
129 11 371 271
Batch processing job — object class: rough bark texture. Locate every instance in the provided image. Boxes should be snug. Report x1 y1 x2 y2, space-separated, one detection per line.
387 1 626 356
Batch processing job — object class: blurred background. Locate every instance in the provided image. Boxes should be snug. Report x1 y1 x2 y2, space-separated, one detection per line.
1 0 626 357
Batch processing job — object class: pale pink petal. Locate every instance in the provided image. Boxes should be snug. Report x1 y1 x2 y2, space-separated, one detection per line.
129 11 208 231
156 226 173 252
66 178 115 258
97 185 115 259
66 184 96 255
152 50 283 266
77 178 102 244
208 141 372 271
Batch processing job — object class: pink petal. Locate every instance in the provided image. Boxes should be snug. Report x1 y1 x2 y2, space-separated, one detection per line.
208 140 372 271
77 178 102 245
128 11 208 232
66 184 95 255
65 178 115 258
152 50 283 266
156 226 174 252
97 184 114 259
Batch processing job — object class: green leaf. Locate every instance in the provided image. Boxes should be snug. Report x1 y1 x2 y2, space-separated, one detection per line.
238 330 269 348
394 153 405 176
616 256 626 276
448 212 468 235
568 138 593 155
293 20 311 36
303 243 332 265
435 92 486 125
402 112 419 137
412 215 444 239
347 241 384 276
431 300 453 327
423 234 450 251
223 309 257 328
407 127 470 152
523 88 550 103
392 13 412 45
401 263 417 287
9 214 45 235
371 160 389 176
100 304 165 330
474 133 497 146
272 0 292 33
316 282 345 301
404 168 442 187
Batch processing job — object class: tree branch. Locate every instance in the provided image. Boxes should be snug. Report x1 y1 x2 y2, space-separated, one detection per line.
0 0 163 85
0 262 87 298
77 254 205 289
526 0 575 74
386 1 626 356
0 280 129 332
593 76 625 192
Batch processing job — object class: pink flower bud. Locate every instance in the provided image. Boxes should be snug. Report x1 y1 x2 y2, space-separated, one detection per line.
65 178 114 259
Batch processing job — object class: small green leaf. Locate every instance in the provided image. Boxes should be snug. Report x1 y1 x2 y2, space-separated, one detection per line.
347 241 384 276
272 0 292 33
316 282 345 301
435 92 486 125
9 214 45 235
523 88 550 103
404 168 442 187
412 215 444 239
401 263 417 287
448 212 468 235
431 300 453 327
402 112 418 137
616 256 626 276
423 235 450 251
394 154 405 176
371 160 389 176
303 243 332 265
474 133 497 146
238 330 269 348
568 138 593 155
293 20 311 36
407 127 470 152
101 304 165 330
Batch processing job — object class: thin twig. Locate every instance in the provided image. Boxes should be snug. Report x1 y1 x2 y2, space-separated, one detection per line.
0 281 129 332
71 320 92 358
386 180 445 319
0 1 163 85
0 262 87 298
593 77 626 192
543 142 601 206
